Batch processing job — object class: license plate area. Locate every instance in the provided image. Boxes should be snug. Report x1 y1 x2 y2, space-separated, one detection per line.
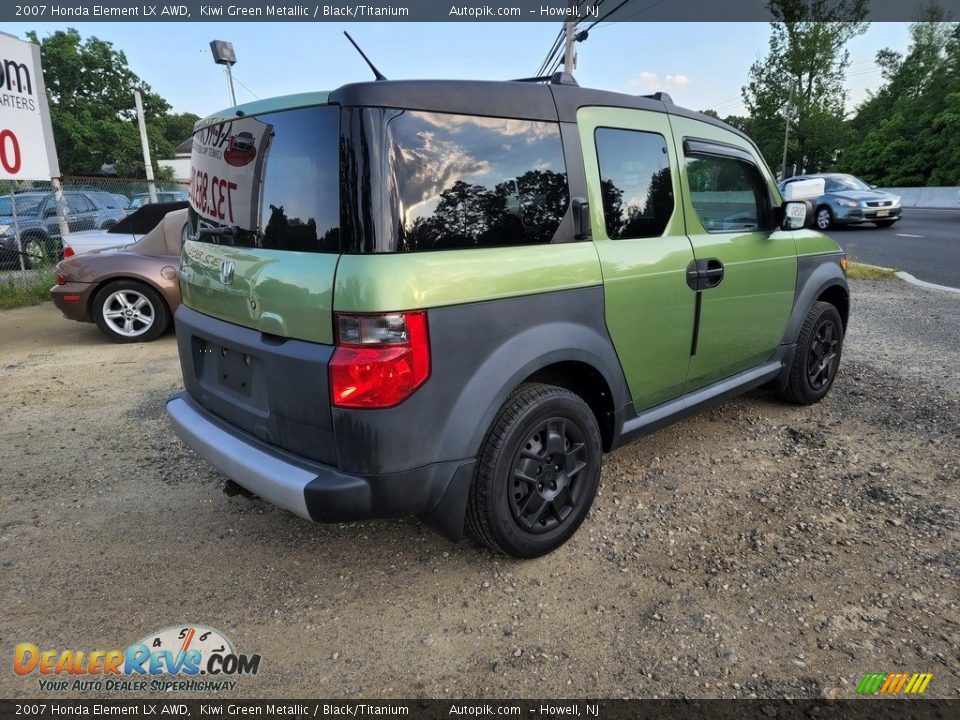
196 340 253 396
876 209 889 217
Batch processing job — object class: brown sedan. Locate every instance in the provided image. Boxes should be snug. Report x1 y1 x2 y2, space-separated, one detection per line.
51 207 188 342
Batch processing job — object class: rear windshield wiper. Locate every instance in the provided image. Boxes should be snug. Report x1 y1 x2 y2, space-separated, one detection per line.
195 225 240 238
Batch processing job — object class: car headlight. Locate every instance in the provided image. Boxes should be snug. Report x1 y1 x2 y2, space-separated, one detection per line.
890 195 901 206
837 199 859 208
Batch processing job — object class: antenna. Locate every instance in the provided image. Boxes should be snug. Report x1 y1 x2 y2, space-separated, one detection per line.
343 31 387 81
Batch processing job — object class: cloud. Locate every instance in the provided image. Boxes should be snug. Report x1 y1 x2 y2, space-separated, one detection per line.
626 71 693 93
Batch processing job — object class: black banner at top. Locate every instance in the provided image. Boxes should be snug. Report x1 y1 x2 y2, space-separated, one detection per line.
1 0 958 23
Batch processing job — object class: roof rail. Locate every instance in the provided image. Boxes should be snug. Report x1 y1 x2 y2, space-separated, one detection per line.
550 71 579 86
643 91 674 103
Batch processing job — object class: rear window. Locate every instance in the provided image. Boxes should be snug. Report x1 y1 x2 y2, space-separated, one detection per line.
342 108 569 253
188 105 340 253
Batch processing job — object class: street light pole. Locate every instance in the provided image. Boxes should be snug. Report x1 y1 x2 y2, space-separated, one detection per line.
781 80 795 180
132 86 157 204
210 40 238 106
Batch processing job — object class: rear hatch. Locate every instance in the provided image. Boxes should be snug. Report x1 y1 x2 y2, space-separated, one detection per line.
177 101 342 463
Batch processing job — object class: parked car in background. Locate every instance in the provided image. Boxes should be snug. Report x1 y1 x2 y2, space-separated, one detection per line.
778 173 902 230
51 206 188 342
0 190 128 268
111 193 131 211
62 201 188 257
127 191 190 212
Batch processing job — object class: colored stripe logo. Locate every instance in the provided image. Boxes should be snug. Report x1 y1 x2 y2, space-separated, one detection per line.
857 672 932 695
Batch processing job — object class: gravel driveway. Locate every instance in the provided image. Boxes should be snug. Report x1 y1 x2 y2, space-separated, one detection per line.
1 279 957 700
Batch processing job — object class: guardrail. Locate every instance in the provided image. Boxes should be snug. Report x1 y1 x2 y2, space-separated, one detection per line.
879 187 960 210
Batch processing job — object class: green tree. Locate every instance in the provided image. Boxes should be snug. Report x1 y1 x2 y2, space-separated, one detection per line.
742 0 869 177
161 112 201 146
24 28 175 177
844 19 960 185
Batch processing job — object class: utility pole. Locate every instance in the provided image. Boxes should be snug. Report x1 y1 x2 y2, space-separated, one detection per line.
563 0 577 76
133 86 157 204
780 80 795 180
225 64 237 106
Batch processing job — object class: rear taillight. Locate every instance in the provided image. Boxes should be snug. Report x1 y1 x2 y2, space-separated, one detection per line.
330 311 430 409
63 246 74 258
55 270 67 286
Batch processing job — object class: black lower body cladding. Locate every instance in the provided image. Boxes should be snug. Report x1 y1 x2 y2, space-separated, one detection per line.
169 287 630 539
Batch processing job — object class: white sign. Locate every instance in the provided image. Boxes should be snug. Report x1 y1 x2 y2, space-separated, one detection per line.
189 116 272 231
0 32 60 180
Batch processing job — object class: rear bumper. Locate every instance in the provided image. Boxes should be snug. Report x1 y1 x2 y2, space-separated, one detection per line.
166 392 474 530
50 281 96 322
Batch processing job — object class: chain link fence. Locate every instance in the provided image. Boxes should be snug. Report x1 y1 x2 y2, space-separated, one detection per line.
0 176 189 304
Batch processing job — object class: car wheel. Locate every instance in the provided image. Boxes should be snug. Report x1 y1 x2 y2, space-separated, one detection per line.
780 301 844 405
92 280 170 343
24 236 51 269
467 383 602 558
815 206 833 231
875 219 896 228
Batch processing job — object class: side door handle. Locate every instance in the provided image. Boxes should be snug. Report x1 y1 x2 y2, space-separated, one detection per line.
702 259 724 288
685 258 725 291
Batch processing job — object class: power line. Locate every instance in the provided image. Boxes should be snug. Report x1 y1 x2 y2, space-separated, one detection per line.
588 0 668 30
536 29 565 76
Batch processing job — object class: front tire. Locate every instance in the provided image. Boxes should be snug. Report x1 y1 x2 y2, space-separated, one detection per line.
780 301 844 405
815 206 834 231
467 383 602 558
92 280 170 343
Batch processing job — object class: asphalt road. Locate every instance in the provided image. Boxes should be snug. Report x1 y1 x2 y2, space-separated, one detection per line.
830 208 960 288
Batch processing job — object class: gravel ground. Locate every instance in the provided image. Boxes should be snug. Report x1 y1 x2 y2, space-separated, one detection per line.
1 279 957 700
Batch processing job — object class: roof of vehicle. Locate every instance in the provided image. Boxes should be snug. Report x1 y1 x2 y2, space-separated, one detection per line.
194 79 748 143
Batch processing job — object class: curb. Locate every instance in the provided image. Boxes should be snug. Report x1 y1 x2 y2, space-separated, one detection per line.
895 271 960 295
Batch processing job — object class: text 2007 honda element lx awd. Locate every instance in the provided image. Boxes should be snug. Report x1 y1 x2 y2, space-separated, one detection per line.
167 78 848 558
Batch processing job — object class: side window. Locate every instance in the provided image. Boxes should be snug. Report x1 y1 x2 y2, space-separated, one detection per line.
594 128 673 239
685 153 767 233
388 111 568 251
67 195 94 214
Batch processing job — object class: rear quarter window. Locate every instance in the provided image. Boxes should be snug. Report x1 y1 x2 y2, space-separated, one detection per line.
343 109 569 253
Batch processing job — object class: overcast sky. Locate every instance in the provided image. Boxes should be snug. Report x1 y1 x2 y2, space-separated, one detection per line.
2 21 911 120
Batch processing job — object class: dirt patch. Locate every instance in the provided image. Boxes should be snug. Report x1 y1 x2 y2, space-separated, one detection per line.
1 285 958 700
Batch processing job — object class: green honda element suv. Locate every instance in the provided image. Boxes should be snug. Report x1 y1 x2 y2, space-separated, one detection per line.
167 78 848 558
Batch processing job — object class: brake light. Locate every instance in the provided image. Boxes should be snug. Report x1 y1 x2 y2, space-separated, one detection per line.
55 270 67 286
63 245 74 258
330 311 430 408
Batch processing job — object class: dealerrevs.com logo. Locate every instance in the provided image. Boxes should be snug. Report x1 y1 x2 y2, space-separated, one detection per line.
14 625 262 693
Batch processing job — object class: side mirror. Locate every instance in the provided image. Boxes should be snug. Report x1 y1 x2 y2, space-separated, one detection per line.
781 200 814 230
869 184 877 189
571 197 591 241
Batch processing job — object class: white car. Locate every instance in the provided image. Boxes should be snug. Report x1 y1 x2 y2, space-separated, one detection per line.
62 200 188 257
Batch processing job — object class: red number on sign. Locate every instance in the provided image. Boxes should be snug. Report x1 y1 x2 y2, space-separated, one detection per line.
0 130 22 174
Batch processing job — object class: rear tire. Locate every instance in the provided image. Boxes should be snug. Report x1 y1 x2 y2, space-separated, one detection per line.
92 280 170 343
467 383 602 558
780 301 844 405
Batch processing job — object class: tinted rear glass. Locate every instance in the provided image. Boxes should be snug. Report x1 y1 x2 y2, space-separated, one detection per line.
343 108 568 253
188 105 340 253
